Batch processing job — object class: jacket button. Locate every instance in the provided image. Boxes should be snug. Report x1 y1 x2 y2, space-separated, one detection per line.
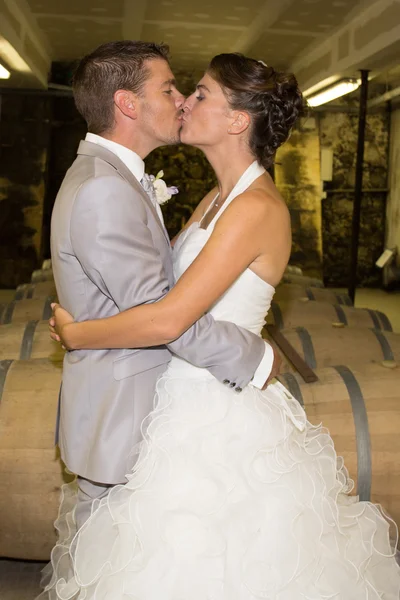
229 382 236 388
223 379 230 385
235 386 242 393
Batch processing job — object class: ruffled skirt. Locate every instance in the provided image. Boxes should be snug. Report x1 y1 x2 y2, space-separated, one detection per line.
38 368 400 599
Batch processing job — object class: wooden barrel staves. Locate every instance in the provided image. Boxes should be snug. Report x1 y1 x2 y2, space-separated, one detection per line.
278 362 400 527
274 283 352 305
0 359 72 560
0 297 54 325
267 300 393 331
276 325 400 371
0 321 65 362
15 280 57 300
281 274 324 287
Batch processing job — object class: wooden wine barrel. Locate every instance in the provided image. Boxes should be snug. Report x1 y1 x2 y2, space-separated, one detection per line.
281 274 324 287
0 321 64 362
278 362 400 526
31 268 54 283
276 325 400 371
0 297 54 325
0 358 72 560
267 300 393 331
15 280 57 301
285 265 303 275
274 283 352 305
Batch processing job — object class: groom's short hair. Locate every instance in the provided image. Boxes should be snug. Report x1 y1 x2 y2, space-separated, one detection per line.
73 40 170 134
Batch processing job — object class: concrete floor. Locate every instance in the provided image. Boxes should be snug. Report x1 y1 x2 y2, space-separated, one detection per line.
0 560 44 600
1 287 400 599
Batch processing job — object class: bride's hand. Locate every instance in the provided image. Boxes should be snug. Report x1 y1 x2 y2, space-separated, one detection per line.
49 303 75 350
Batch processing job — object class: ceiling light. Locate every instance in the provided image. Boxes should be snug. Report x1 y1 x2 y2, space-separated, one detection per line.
305 78 361 107
0 63 10 79
0 36 31 73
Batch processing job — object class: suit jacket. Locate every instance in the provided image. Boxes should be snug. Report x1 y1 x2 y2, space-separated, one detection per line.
50 140 266 483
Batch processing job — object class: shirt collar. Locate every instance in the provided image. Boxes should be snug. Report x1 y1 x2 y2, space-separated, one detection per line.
85 133 145 182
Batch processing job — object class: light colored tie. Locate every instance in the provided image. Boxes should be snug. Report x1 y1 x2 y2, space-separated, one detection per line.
141 173 167 229
141 173 156 203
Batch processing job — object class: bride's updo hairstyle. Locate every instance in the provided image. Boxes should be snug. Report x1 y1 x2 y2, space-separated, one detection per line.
207 53 304 168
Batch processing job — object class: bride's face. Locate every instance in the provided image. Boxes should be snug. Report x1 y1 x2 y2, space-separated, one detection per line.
180 73 233 147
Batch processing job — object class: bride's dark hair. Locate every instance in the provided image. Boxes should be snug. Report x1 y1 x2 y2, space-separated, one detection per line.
207 53 304 168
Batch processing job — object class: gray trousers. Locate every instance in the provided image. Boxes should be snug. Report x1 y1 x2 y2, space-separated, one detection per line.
75 476 124 530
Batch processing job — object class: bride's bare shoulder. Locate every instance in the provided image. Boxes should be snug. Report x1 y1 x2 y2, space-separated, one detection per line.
227 184 289 226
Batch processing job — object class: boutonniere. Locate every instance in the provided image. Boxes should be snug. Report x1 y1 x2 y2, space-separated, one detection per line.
150 170 179 205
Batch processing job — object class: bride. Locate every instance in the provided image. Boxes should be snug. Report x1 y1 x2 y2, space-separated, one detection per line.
47 53 400 598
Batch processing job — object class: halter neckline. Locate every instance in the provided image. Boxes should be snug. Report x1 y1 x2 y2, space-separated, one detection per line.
199 161 265 230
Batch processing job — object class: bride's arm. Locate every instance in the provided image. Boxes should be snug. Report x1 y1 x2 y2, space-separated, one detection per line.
58 190 289 350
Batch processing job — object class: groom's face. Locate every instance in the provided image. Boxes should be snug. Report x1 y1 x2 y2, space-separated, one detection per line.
136 59 185 147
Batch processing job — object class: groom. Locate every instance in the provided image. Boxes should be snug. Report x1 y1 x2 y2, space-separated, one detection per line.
51 41 280 529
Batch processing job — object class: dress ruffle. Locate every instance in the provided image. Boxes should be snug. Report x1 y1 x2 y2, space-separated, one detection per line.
38 375 400 599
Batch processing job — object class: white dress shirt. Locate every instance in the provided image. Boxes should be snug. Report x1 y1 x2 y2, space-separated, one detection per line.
85 133 273 388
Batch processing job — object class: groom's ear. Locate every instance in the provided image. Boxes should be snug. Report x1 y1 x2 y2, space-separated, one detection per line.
114 90 138 120
229 111 250 135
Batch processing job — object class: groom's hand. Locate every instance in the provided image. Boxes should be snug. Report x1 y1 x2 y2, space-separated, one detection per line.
262 344 282 389
49 303 75 350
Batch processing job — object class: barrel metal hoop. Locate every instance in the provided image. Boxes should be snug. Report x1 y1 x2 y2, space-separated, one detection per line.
296 327 317 369
270 302 283 330
371 329 394 361
365 309 381 331
20 320 39 360
0 360 13 403
3 302 15 325
280 372 304 407
42 296 54 321
376 310 393 333
338 294 352 306
27 284 35 300
333 304 348 325
14 286 25 301
334 365 371 501
305 288 315 301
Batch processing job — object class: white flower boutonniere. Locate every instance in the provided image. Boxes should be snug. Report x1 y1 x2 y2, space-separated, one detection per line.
150 170 179 205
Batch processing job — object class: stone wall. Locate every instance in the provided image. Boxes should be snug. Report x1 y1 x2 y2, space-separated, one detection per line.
41 97 87 257
319 110 389 287
0 94 51 288
386 108 400 276
274 117 323 277
0 70 392 289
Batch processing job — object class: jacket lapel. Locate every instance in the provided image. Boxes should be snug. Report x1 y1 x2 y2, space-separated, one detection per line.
77 140 171 245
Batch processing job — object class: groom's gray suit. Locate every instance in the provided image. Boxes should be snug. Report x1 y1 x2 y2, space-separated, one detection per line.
51 140 266 491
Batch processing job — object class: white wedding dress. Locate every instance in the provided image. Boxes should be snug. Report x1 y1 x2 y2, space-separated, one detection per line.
42 162 400 599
